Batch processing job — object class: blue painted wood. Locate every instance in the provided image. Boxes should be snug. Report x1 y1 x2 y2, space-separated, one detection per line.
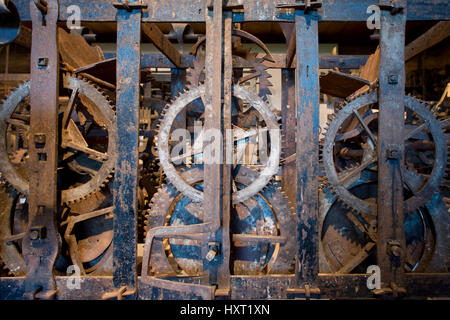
13 0 450 22
113 7 141 295
295 9 320 288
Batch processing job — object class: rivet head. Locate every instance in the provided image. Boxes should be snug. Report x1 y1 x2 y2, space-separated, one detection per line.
37 57 48 69
388 74 398 85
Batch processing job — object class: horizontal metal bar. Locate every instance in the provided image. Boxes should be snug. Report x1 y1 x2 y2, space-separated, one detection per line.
13 0 450 22
1 273 449 299
103 52 368 69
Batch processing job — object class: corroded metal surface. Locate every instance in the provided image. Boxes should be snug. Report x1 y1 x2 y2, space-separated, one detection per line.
157 85 281 204
145 166 294 277
321 89 447 216
0 0 449 302
22 0 60 299
112 4 142 297
0 76 117 204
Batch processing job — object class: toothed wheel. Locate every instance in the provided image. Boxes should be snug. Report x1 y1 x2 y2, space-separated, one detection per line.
320 177 449 273
145 165 295 276
0 184 114 276
321 88 448 216
157 84 281 204
0 74 117 203
186 40 273 100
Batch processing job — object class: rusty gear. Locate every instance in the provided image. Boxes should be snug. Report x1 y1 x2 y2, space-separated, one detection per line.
0 184 113 276
157 84 281 204
321 88 448 216
145 165 295 276
0 74 117 203
320 177 449 273
187 52 272 100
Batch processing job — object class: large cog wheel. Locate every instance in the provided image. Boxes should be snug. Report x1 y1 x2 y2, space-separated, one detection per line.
145 165 295 276
0 185 113 276
0 74 117 203
319 178 448 273
157 84 281 204
321 88 448 216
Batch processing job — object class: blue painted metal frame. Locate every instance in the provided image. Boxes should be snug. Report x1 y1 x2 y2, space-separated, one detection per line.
112 6 142 296
293 9 320 291
13 0 450 22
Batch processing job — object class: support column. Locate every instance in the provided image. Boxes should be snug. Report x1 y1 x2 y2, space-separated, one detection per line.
203 0 225 288
113 2 143 297
22 0 60 300
377 0 407 291
290 8 321 297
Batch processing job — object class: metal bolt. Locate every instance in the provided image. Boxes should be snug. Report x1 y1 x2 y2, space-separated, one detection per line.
37 57 48 69
206 241 220 261
387 240 402 257
391 246 402 257
30 230 40 240
34 133 46 145
29 226 46 240
388 74 398 84
386 144 400 160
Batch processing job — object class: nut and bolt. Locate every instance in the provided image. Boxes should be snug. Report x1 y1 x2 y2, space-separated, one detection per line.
206 241 221 262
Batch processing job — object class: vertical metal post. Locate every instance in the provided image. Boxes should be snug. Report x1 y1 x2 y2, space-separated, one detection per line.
203 0 228 289
292 8 321 296
377 0 407 290
216 9 232 295
281 68 296 208
22 0 60 299
113 2 142 297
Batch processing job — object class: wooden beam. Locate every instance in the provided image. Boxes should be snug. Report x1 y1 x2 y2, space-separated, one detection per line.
320 70 370 98
0 73 30 82
13 25 32 49
405 21 450 61
141 23 181 68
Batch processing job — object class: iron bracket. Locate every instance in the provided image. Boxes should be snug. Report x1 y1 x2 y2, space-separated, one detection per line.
113 1 147 11
33 0 48 14
23 287 58 300
277 0 323 13
373 282 407 298
102 286 136 300
379 0 404 15
287 285 321 300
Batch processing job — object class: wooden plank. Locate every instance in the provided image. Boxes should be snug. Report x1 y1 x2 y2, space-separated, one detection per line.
13 24 32 48
58 27 104 69
405 21 450 61
0 73 30 82
320 70 370 98
142 23 181 68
